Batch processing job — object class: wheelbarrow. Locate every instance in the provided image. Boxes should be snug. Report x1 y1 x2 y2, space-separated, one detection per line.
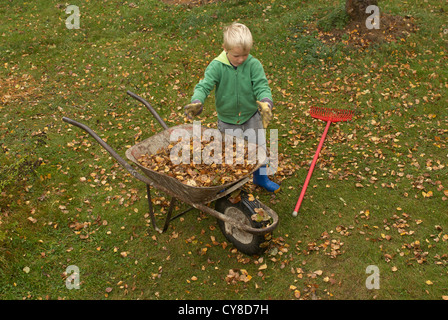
62 90 279 255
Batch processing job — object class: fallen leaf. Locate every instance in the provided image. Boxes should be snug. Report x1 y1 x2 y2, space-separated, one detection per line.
258 264 267 270
422 191 433 198
27 217 37 224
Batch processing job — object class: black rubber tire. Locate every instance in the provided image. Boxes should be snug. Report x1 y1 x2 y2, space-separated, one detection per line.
215 191 271 255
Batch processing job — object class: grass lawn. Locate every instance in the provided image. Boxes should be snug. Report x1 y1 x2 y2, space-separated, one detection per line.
1 0 447 300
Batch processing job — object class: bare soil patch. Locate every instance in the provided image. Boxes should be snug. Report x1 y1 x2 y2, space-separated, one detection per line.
161 0 224 7
319 13 419 49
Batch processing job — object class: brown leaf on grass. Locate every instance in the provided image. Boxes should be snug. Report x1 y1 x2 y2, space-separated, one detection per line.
422 191 433 198
225 269 252 284
289 286 301 299
27 217 37 224
258 263 268 270
69 221 88 230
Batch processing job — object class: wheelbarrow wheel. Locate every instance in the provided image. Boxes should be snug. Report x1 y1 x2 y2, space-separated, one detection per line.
215 191 271 256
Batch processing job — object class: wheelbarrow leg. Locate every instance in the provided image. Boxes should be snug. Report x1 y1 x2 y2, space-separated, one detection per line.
146 183 178 233
146 184 163 233
163 197 176 232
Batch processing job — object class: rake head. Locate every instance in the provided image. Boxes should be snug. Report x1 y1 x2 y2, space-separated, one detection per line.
310 106 354 122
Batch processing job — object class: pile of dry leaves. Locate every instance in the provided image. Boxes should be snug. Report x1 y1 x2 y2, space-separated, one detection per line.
137 136 259 187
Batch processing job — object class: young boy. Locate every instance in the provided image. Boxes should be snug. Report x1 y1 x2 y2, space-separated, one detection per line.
184 22 280 193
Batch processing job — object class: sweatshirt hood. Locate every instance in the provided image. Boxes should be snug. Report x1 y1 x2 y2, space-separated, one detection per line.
214 50 232 66
214 50 253 67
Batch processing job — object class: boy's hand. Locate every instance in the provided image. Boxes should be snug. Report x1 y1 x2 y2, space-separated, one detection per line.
256 101 272 128
184 102 203 119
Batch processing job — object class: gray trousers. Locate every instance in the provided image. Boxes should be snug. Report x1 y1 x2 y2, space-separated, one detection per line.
217 111 266 149
217 111 269 168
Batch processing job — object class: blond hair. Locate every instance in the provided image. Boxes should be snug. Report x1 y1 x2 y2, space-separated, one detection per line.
223 22 253 51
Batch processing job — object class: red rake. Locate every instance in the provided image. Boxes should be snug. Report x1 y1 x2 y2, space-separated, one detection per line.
292 106 354 217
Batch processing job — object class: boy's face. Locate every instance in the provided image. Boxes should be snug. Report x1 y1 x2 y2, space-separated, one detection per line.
225 46 250 67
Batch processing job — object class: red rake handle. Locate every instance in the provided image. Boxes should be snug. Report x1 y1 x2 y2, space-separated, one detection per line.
292 120 332 217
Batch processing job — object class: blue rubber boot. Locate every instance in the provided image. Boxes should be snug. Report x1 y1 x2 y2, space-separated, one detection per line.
253 165 280 193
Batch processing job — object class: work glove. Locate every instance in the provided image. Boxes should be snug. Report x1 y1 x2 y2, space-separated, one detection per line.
184 100 203 119
256 100 273 128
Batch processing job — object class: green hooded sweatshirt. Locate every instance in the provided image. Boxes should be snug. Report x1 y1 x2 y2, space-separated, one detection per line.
191 50 273 125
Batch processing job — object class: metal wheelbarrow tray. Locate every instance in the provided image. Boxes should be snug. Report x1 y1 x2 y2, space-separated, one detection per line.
62 91 279 255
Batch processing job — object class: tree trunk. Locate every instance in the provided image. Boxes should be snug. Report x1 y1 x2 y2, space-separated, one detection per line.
345 0 378 21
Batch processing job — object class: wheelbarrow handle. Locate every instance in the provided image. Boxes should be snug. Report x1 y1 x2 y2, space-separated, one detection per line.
126 90 169 130
62 117 155 186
